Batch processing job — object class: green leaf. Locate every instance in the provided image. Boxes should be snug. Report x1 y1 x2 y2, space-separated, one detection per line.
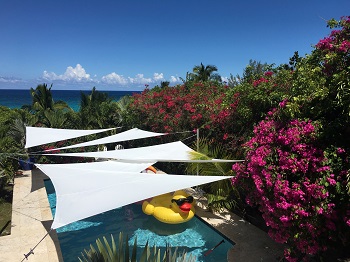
131 236 137 262
102 236 113 260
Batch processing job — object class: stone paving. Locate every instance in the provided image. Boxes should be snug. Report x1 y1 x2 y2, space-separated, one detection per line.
0 169 63 262
0 168 284 262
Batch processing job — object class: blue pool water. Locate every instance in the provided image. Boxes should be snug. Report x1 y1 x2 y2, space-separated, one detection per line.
44 180 234 262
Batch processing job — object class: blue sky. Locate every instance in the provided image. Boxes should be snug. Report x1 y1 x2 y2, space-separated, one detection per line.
0 0 349 91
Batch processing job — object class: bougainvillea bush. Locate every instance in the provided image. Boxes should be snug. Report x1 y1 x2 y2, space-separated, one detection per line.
287 16 350 147
126 69 294 156
125 82 240 147
230 16 350 261
232 107 350 261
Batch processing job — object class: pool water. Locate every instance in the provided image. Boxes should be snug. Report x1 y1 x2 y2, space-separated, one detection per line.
45 180 234 262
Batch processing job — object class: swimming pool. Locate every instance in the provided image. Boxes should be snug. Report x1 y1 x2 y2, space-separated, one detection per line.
44 179 234 262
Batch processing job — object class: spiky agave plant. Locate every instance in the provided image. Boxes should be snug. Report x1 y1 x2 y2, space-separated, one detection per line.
187 138 242 212
78 232 135 262
78 232 196 262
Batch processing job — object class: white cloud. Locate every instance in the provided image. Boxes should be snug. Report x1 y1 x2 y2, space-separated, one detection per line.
42 64 93 82
221 76 229 83
169 76 181 83
128 74 152 84
42 71 58 80
101 72 128 85
39 64 181 89
153 73 164 81
0 76 23 83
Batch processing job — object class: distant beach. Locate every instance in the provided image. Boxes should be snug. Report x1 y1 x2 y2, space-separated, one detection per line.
0 89 140 111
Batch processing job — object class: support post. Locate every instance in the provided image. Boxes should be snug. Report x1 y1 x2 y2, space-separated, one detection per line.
196 128 199 176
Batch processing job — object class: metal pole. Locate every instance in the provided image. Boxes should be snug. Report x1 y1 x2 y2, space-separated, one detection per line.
197 128 199 151
196 128 199 176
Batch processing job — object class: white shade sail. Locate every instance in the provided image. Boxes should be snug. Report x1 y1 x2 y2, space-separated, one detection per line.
43 141 194 161
47 128 166 151
25 126 117 148
43 160 156 173
36 162 233 229
42 141 244 163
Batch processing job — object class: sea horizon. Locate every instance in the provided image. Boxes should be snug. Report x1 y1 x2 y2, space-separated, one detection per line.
0 87 143 91
0 89 141 111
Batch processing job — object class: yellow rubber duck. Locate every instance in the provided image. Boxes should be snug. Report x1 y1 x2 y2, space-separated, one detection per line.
142 190 195 224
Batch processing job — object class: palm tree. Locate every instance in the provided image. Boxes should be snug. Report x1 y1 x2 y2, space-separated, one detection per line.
30 83 70 112
7 118 26 148
42 110 69 128
79 87 121 129
160 81 170 88
29 84 71 127
116 95 131 113
115 95 131 125
189 63 222 82
80 87 110 111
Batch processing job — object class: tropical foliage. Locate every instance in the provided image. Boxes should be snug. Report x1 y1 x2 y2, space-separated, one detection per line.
28 83 72 127
228 59 273 87
77 87 122 129
186 138 240 212
0 107 28 186
30 83 70 112
78 232 195 262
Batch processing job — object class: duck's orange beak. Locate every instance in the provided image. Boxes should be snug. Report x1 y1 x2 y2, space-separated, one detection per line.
179 202 192 213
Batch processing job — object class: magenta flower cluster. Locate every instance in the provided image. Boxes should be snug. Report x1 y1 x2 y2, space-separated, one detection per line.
316 16 350 53
232 112 349 261
253 77 269 87
315 16 350 76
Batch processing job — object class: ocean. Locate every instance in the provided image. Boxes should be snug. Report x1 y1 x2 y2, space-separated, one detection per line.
0 89 140 111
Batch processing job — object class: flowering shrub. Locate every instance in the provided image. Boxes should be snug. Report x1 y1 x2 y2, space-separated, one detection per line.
126 83 239 144
315 16 350 76
232 109 350 261
253 77 269 87
285 16 350 161
289 16 350 125
126 66 295 158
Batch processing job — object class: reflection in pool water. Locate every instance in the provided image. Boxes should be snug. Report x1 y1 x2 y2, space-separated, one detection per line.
45 179 234 262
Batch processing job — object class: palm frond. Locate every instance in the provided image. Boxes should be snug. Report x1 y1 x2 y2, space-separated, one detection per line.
187 138 234 176
7 118 26 148
186 138 241 212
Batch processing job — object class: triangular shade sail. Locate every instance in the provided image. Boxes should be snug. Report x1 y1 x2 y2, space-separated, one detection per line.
42 141 244 163
36 162 233 229
43 141 193 161
25 126 117 148
47 128 166 151
43 160 156 173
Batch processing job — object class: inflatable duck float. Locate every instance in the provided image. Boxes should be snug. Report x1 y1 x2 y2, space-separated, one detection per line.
142 190 195 224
